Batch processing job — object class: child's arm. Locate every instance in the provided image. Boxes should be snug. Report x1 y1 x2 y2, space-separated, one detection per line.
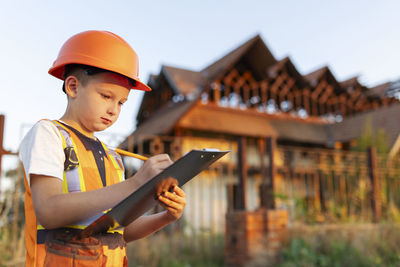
30 154 173 229
123 186 186 242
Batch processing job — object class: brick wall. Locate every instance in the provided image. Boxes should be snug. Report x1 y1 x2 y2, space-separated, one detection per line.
225 209 288 267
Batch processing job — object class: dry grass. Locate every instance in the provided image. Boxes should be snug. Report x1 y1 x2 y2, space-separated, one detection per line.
277 223 400 266
126 231 224 267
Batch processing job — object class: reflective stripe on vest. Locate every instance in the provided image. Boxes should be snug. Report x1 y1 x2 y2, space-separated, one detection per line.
36 120 124 233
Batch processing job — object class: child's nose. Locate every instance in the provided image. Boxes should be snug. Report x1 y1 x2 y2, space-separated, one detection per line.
107 102 120 116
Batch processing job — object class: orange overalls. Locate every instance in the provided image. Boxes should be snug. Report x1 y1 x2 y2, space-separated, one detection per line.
23 120 127 267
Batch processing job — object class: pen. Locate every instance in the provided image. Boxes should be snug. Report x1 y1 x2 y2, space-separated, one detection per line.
115 148 148 161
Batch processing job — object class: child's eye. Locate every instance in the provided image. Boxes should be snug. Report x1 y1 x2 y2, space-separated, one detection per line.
101 94 110 99
119 101 125 106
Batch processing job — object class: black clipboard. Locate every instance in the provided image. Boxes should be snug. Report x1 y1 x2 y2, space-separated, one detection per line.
78 149 229 238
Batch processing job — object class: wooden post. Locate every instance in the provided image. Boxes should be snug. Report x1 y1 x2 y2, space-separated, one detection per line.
234 136 247 210
260 81 268 105
313 171 321 212
0 114 15 197
260 137 276 209
213 82 221 104
302 89 311 116
258 138 267 208
318 170 326 213
367 147 381 222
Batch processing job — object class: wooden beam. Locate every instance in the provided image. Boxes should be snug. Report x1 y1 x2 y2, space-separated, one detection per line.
242 83 250 105
260 137 276 209
251 81 259 107
302 88 311 115
223 69 238 85
224 83 231 99
260 80 268 105
213 82 221 104
311 80 327 100
270 75 284 101
319 85 333 103
293 88 302 111
339 94 347 116
278 77 295 101
235 136 247 210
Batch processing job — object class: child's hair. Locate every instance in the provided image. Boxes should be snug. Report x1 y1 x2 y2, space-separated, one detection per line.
62 64 137 93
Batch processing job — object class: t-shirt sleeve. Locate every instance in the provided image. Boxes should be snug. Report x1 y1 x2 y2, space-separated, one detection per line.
19 120 65 186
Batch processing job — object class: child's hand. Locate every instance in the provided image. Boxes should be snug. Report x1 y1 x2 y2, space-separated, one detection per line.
158 186 186 221
133 154 173 185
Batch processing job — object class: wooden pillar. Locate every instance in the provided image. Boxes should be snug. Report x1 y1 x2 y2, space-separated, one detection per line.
213 82 221 104
368 147 381 222
260 81 268 105
260 137 276 209
0 114 14 197
234 136 247 210
318 170 326 213
302 89 311 116
242 84 250 106
313 171 321 212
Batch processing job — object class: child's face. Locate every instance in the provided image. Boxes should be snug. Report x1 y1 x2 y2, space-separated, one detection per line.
71 72 130 136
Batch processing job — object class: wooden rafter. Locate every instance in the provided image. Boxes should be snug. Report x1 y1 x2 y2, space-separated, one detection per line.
207 66 396 119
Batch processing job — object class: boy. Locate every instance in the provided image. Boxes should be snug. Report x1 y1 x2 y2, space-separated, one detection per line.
19 30 186 266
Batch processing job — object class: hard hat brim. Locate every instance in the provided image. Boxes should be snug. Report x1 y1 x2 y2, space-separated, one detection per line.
48 63 152 92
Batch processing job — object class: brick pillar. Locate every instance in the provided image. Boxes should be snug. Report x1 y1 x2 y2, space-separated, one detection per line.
225 209 288 267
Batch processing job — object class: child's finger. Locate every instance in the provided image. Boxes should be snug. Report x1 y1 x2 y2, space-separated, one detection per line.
162 191 186 205
159 202 181 217
158 194 184 210
172 186 186 198
159 202 179 213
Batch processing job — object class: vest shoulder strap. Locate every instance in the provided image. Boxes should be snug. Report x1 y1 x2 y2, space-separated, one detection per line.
46 120 85 193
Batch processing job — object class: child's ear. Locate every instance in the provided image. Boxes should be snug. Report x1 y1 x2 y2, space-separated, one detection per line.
64 76 79 98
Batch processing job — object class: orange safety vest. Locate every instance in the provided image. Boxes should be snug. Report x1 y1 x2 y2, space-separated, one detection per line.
23 120 127 267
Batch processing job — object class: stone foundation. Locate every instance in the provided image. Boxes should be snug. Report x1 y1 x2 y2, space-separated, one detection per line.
225 209 288 267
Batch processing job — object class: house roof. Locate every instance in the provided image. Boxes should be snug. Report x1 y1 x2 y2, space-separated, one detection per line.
304 66 330 87
162 65 203 96
367 82 391 97
340 76 361 89
124 98 400 151
304 66 344 94
270 119 329 145
177 103 330 144
128 100 331 145
267 57 308 88
201 34 276 82
119 100 196 150
328 103 400 147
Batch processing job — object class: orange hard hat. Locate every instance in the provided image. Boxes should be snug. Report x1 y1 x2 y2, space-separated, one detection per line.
48 30 151 91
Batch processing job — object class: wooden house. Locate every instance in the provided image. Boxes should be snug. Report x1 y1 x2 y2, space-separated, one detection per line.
119 35 400 231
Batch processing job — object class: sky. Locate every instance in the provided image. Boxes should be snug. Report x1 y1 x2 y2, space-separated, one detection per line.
0 0 399 183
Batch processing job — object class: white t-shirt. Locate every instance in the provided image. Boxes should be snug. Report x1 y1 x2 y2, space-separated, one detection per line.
19 120 65 186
